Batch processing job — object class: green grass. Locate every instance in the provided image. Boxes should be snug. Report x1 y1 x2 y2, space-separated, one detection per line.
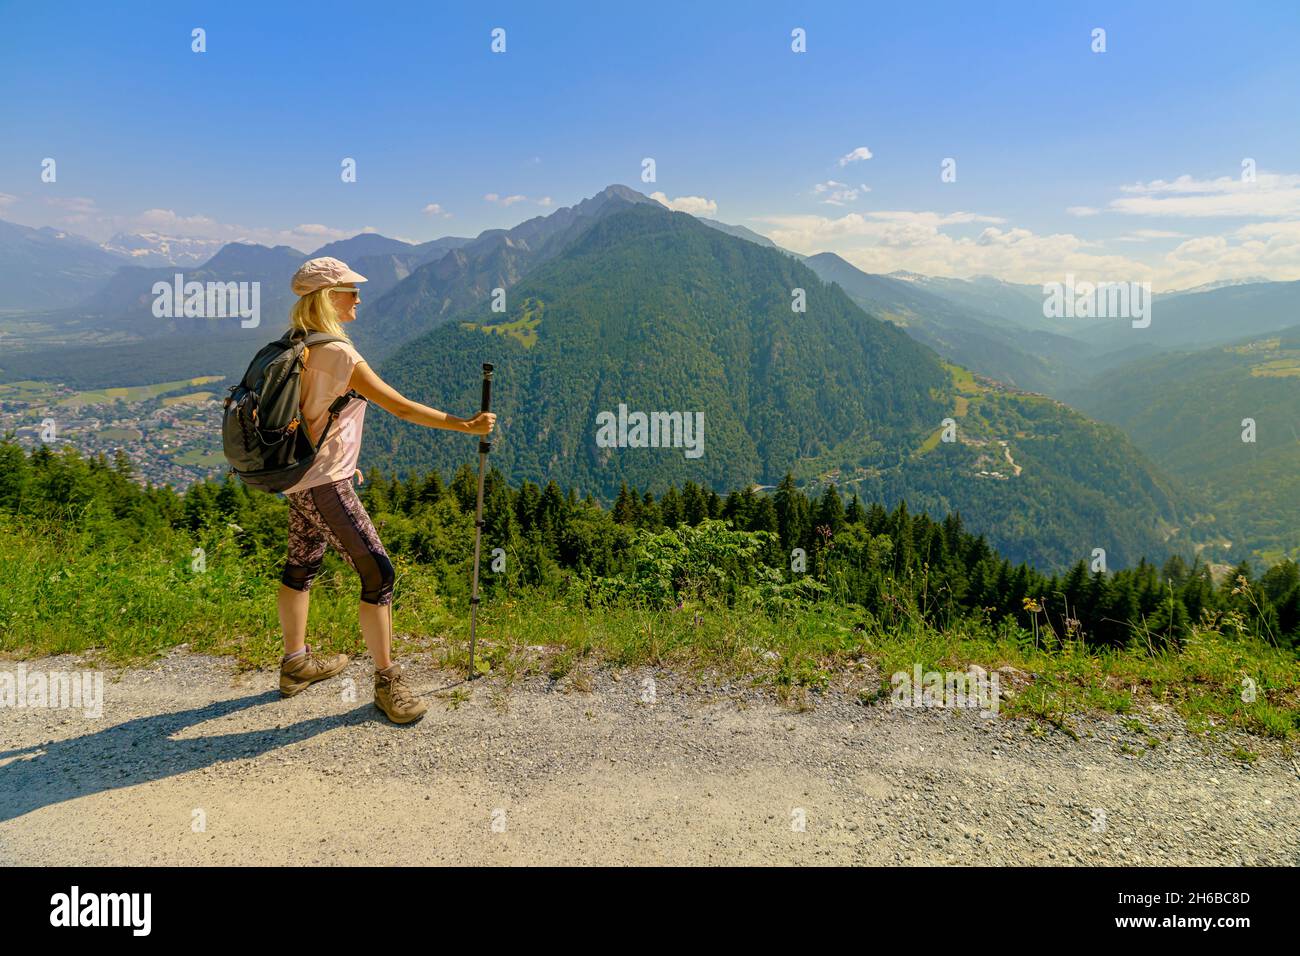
918 364 981 454
2 511 1297 740
0 380 64 402
55 376 224 409
171 448 225 467
161 391 217 406
460 296 544 348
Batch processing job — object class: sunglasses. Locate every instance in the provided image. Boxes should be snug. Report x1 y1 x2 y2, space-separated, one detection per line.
330 286 361 298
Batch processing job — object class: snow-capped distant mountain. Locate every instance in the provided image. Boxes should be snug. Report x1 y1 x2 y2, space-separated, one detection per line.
102 232 229 267
0 218 129 310
1160 276 1272 296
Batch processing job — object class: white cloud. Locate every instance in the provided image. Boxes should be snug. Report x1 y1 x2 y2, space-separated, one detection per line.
752 166 1300 287
756 209 1004 248
1112 229 1188 243
45 196 98 213
753 199 1300 289
43 195 100 224
0 192 18 209
292 223 348 237
838 146 873 167
1154 221 1300 287
11 200 421 253
650 191 718 217
136 208 219 231
108 209 370 251
1232 220 1300 240
484 193 528 206
751 209 1150 284
1029 168 1300 285
1109 172 1300 217
814 181 870 205
869 210 1005 227
537 196 554 207
423 203 452 218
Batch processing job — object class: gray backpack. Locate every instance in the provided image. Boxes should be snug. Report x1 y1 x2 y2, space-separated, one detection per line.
222 329 363 492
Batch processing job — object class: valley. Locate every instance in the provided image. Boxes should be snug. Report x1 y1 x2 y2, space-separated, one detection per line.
0 377 228 489
0 185 1295 571
1064 328 1300 565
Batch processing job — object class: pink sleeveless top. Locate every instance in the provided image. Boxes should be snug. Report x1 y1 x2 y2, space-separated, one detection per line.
281 339 368 494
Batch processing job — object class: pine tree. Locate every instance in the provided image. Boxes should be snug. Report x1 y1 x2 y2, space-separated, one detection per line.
0 439 31 513
774 473 809 552
450 463 478 514
361 468 391 514
640 490 662 530
417 469 445 506
846 493 866 526
515 481 542 534
816 483 845 534
660 485 683 528
751 495 778 533
1162 554 1189 588
681 481 707 525
539 482 566 544
613 482 638 525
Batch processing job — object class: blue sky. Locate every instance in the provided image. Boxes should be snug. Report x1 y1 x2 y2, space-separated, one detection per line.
2 0 1298 288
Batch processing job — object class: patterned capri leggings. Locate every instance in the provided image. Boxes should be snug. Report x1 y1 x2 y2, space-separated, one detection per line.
281 477 395 606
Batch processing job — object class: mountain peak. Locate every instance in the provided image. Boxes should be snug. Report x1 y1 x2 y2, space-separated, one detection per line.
202 240 303 273
309 232 414 261
563 184 658 220
594 184 654 204
1160 275 1273 296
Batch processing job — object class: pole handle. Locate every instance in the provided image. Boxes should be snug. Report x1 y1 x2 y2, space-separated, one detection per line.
478 363 494 455
480 363 494 413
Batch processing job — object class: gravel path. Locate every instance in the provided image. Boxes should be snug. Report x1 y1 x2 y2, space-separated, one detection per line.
2 648 1297 866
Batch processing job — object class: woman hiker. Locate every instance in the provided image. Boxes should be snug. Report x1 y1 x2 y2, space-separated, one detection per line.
276 256 496 723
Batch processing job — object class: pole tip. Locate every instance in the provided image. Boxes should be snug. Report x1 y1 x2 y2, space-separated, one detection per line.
483 363 495 373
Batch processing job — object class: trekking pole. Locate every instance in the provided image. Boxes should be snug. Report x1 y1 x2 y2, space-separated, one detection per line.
467 363 494 680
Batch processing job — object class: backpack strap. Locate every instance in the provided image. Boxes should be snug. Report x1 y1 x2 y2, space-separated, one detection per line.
296 331 350 371
315 390 363 448
282 326 345 346
283 330 365 446
300 331 348 347
276 329 347 363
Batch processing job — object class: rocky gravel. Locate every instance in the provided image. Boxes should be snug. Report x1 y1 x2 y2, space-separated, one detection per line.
1 647 1296 865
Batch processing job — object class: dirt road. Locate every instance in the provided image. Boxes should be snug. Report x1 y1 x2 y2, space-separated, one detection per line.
1 649 1296 865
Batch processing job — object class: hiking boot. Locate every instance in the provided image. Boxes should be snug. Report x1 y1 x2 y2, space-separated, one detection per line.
374 663 428 724
279 645 350 697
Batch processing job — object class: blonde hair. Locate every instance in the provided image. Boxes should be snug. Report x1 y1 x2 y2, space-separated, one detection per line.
288 288 352 342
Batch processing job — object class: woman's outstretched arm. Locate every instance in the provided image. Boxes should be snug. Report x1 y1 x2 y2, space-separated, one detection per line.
348 360 496 435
